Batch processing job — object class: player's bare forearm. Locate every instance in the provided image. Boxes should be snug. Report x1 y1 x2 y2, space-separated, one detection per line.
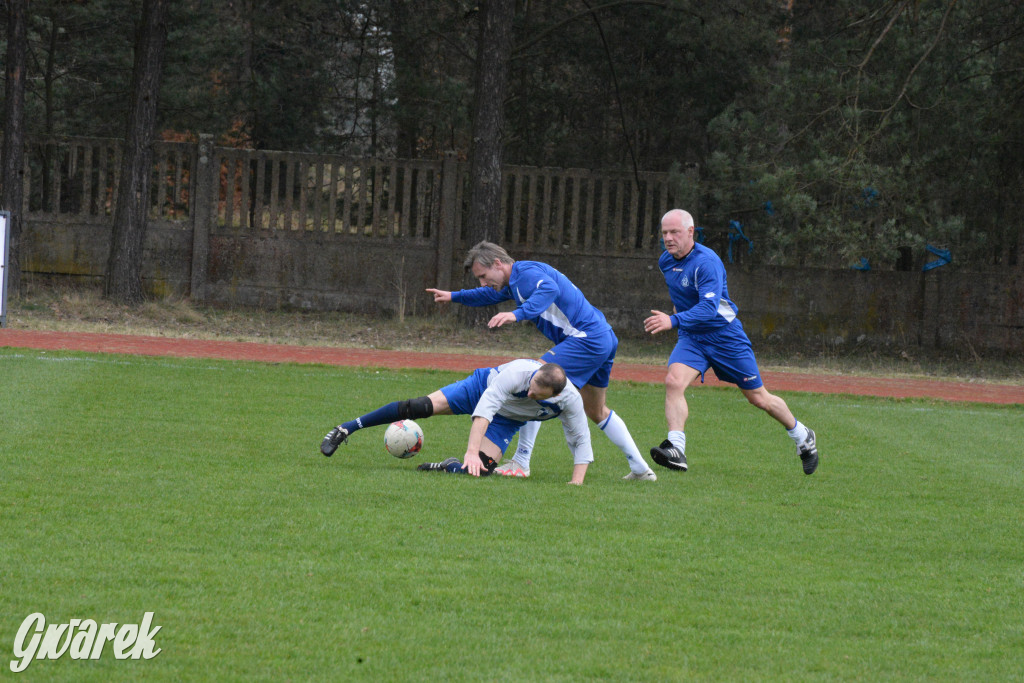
462 417 490 476
426 288 452 303
568 463 588 485
643 310 673 335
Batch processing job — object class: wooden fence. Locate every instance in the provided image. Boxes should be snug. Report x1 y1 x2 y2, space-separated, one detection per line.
498 166 675 252
13 135 676 254
24 136 192 222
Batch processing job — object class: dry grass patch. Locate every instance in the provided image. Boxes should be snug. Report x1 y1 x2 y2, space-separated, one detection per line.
5 281 1021 383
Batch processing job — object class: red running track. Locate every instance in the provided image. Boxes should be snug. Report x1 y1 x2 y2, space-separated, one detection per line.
2 328 1021 405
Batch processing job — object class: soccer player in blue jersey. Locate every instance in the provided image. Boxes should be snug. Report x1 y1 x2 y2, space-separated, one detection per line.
643 209 820 474
426 241 657 482
319 359 594 484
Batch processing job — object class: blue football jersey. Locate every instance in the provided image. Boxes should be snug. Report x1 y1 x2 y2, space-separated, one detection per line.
452 261 611 344
659 244 739 334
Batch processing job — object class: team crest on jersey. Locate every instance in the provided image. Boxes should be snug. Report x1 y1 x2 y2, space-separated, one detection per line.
681 276 689 288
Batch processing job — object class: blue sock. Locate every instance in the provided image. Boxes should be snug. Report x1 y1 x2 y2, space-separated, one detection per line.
342 401 403 434
443 456 494 475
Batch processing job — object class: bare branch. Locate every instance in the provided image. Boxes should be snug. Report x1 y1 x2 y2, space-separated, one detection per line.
869 0 959 135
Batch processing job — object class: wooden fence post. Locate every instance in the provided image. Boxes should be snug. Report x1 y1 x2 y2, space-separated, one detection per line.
435 150 459 292
190 134 215 301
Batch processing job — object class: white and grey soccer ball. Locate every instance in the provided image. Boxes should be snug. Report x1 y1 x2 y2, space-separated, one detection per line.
384 420 424 459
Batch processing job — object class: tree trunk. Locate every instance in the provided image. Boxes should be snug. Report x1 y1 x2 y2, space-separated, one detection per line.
104 0 168 305
465 0 514 245
388 0 422 159
1 0 29 299
458 0 515 324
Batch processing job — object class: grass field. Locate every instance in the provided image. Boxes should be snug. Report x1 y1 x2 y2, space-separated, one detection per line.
1 347 1022 681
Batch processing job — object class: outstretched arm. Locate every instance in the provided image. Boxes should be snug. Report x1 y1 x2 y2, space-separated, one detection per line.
430 286 510 308
426 288 452 303
463 417 490 476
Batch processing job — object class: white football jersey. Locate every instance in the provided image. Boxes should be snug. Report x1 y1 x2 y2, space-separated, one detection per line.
472 359 593 464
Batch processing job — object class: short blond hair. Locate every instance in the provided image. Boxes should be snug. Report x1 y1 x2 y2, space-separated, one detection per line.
463 241 514 271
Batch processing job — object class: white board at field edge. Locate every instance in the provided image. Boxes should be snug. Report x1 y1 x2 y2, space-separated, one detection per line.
0 211 9 328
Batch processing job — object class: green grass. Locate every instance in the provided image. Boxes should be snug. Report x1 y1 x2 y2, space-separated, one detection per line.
1 348 1021 681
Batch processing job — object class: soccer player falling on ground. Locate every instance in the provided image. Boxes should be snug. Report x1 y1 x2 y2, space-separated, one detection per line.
426 241 657 482
320 359 595 484
643 209 820 475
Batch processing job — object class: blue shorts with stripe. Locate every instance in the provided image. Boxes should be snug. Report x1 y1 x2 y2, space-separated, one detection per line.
540 328 617 389
668 319 764 390
438 368 525 454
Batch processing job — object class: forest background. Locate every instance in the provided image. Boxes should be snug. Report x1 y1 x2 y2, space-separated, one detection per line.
1 0 1023 302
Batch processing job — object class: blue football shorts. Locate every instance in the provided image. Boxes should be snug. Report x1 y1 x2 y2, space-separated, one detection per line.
438 368 526 454
668 319 764 390
540 328 618 389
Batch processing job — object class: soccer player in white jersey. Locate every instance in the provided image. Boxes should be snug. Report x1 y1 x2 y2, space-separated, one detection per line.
643 209 820 474
320 360 595 484
426 242 657 482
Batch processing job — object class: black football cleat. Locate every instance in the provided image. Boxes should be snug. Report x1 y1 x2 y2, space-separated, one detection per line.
650 439 688 471
798 428 819 475
320 426 349 456
417 457 462 472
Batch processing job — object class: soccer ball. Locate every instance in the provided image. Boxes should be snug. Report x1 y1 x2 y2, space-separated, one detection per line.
384 420 424 459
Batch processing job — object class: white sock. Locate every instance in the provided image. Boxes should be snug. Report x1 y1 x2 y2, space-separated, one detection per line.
600 410 651 474
668 430 686 453
787 420 809 444
513 420 540 469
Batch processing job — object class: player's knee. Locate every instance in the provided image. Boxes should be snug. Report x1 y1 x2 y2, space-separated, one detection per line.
745 390 771 411
586 404 609 423
398 396 434 420
665 370 689 393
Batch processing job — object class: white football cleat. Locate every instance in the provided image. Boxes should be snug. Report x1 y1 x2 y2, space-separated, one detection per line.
494 461 530 478
622 469 657 482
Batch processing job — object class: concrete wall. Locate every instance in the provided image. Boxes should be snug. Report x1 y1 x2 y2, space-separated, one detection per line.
203 231 438 316
513 249 1024 352
20 216 192 298
454 247 1024 354
17 217 1024 355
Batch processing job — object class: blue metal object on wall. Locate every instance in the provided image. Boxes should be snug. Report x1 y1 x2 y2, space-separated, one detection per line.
727 220 753 263
922 244 951 272
860 187 878 208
